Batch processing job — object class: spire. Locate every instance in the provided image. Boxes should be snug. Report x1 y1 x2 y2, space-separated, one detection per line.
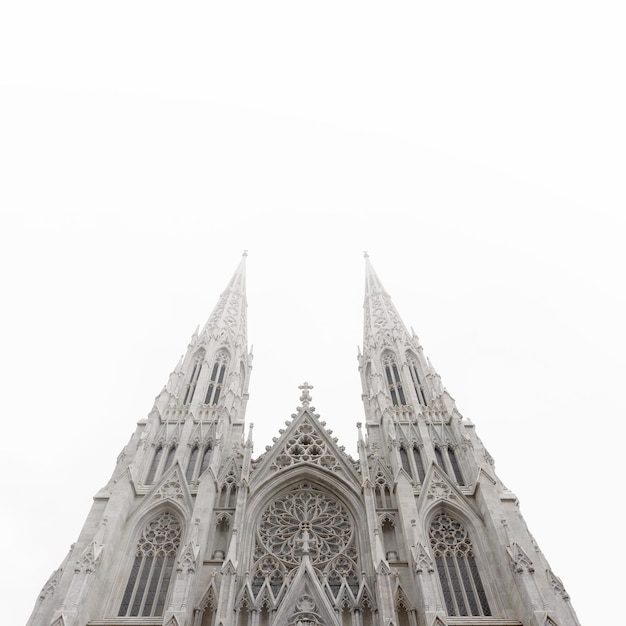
200 251 248 348
363 250 388 297
362 253 411 352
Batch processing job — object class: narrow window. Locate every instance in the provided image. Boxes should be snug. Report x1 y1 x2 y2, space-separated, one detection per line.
199 445 211 476
205 351 229 405
186 446 199 482
413 446 426 482
400 447 413 479
408 357 428 406
429 513 491 617
184 356 203 404
118 512 181 617
435 447 446 472
448 447 464 486
384 354 406 406
163 445 176 471
146 446 163 484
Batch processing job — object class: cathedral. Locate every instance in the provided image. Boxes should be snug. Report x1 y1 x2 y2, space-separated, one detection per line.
27 254 580 626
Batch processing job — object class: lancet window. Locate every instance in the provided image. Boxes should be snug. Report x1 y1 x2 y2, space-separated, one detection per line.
407 354 428 406
383 353 407 406
205 350 229 405
400 444 426 484
435 445 465 486
184 351 204 404
400 446 412 478
413 445 426 483
186 443 212 483
118 511 181 617
146 445 163 485
429 512 491 617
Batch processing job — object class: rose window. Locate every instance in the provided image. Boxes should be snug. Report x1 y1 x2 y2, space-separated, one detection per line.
257 483 354 569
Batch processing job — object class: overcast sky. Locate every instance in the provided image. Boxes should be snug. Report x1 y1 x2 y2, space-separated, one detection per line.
2 3 625 625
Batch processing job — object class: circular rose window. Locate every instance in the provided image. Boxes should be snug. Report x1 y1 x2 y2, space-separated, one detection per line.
257 483 354 568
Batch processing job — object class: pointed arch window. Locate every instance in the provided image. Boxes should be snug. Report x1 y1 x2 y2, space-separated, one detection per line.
407 355 428 406
383 353 406 406
118 511 182 617
205 350 229 405
186 443 212 483
413 445 426 483
429 512 490 617
146 445 163 485
184 352 204 404
163 444 176 471
435 445 465 486
399 446 413 479
186 446 199 482
447 447 465 486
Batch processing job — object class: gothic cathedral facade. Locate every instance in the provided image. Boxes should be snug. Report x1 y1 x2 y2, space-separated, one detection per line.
28 254 580 626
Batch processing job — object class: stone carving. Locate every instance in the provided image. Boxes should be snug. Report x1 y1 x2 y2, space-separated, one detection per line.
156 479 184 501
508 542 535 574
426 475 455 501
273 419 340 471
257 483 353 568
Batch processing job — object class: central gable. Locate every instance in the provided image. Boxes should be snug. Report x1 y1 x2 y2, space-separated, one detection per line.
250 382 361 489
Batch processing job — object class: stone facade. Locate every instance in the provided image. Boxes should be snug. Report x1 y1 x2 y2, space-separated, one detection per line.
27 254 580 626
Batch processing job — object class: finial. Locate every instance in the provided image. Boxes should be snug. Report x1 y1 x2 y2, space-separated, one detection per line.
363 251 369 258
298 382 314 407
242 250 248 257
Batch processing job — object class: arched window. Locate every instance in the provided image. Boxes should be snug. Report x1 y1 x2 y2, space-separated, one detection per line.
184 352 204 404
383 353 406 406
199 445 211 476
186 446 199 482
435 446 446 472
163 445 176 471
429 512 490 617
413 445 426 483
407 354 428 406
118 511 182 617
435 445 465 486
399 446 413 479
146 445 163 485
447 446 465 486
205 350 229 405
186 443 212 483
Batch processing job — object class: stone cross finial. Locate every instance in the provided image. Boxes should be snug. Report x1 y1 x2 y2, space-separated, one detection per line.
298 382 313 407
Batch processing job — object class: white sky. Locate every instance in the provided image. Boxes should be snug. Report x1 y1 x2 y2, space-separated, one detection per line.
1 3 624 624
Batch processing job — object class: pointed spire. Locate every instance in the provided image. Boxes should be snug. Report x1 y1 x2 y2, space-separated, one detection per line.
200 252 248 346
225 249 248 293
364 251 389 297
362 253 411 351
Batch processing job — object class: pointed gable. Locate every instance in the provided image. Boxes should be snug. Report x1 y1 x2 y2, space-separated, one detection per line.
251 383 360 487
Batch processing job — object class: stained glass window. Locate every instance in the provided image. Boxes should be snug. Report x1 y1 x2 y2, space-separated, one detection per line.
429 513 490 616
118 512 181 617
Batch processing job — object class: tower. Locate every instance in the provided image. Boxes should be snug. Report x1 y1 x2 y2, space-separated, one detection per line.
28 254 580 626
